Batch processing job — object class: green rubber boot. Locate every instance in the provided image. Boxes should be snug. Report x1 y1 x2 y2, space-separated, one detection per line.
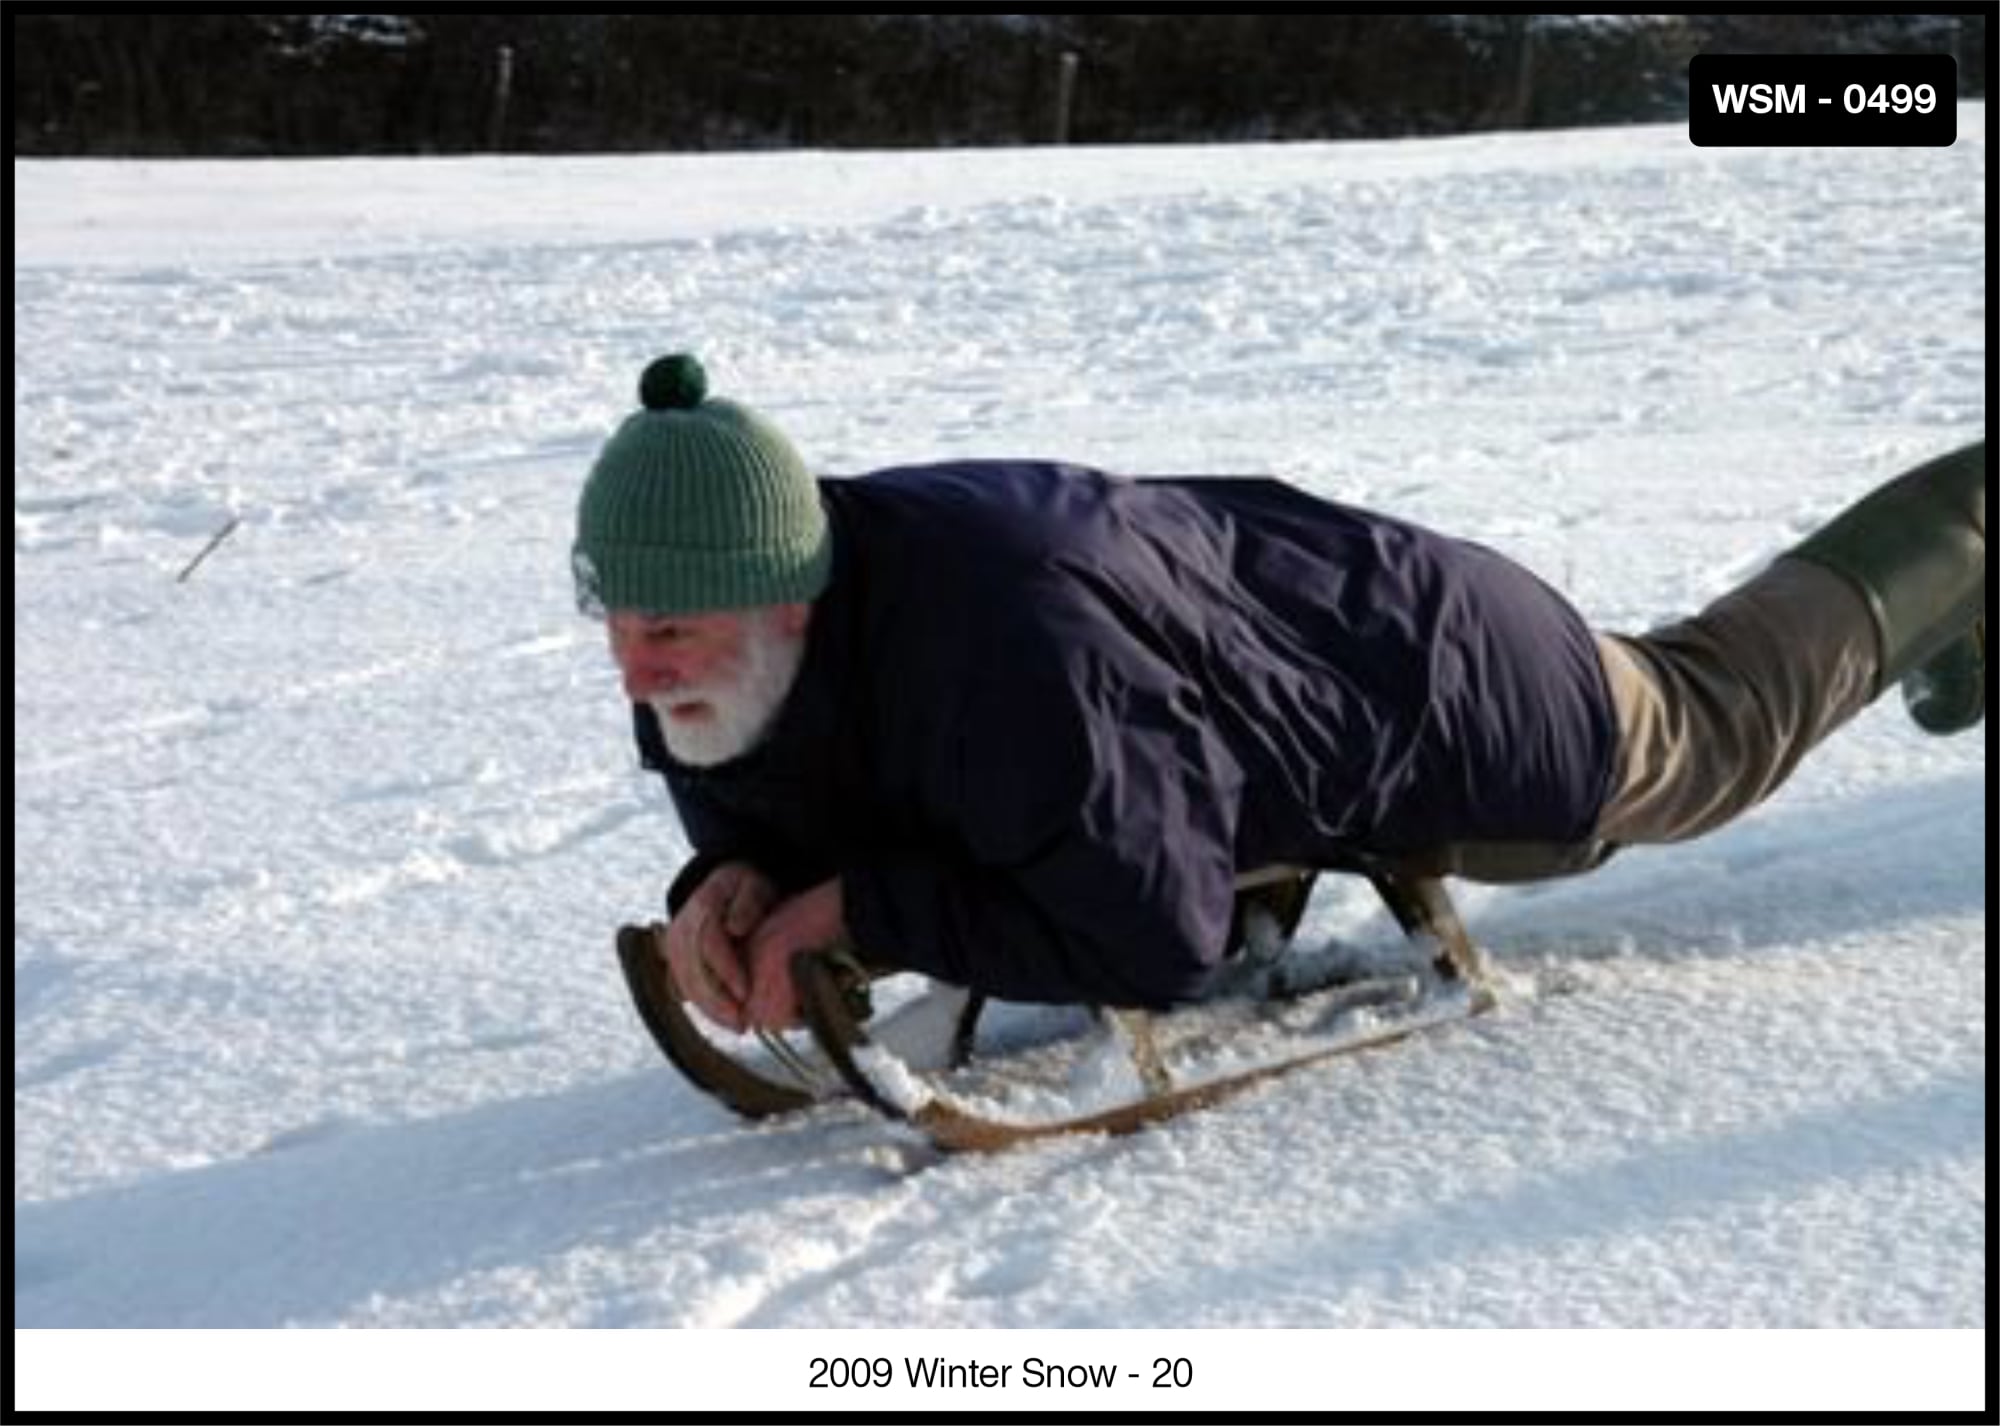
1903 614 1984 733
1784 441 1986 734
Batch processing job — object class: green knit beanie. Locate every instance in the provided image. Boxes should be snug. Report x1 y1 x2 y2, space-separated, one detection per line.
572 354 832 616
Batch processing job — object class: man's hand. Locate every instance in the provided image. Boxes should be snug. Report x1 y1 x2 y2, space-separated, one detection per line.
662 861 777 1033
741 879 847 1031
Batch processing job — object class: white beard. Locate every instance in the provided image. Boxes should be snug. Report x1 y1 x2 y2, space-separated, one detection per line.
648 618 806 768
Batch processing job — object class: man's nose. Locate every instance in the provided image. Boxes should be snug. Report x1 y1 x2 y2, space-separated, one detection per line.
620 659 668 701
622 656 684 699
611 637 678 701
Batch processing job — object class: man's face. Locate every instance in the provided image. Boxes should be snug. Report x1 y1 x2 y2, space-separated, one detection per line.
607 605 808 766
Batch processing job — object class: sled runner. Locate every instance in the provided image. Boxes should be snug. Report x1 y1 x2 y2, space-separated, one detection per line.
616 866 1494 1153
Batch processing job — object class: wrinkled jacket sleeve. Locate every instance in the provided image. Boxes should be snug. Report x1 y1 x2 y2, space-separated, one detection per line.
840 609 1246 1009
634 703 777 915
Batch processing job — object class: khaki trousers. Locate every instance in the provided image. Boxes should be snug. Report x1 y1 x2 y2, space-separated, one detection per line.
1420 558 1881 884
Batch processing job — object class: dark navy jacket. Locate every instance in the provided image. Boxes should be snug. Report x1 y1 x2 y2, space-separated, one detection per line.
640 461 1615 1008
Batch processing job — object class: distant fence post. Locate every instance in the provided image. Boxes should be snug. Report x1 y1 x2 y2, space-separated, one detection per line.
1510 20 1536 128
1053 50 1079 144
488 45 514 151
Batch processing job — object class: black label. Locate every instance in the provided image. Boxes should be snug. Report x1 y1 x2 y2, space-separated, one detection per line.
1689 54 1956 147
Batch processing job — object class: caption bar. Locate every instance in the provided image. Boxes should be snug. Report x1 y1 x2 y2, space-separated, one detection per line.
1689 54 1955 146
809 1353 1195 1395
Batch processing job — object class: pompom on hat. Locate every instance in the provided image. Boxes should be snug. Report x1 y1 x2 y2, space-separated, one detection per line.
572 354 831 616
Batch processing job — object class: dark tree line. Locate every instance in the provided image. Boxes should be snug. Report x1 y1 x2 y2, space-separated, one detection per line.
12 13 1986 157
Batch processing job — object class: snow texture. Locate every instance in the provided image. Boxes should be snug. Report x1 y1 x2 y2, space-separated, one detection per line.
13 116 1987 1330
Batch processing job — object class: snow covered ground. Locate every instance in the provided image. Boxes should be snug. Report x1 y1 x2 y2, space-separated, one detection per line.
14 113 1986 1407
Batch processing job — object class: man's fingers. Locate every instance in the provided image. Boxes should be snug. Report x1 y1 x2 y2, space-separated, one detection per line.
691 957 747 1034
720 869 774 939
665 944 722 1030
663 862 780 1032
740 926 806 1031
722 889 761 939
697 908 750 1002
664 907 747 1032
